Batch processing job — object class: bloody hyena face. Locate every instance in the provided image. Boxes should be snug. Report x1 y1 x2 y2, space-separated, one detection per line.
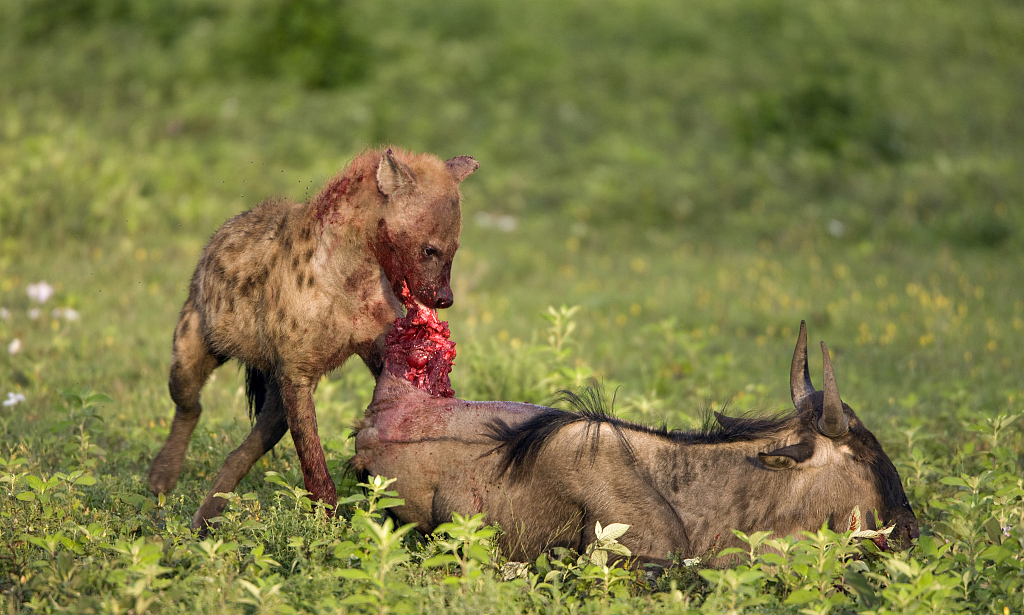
373 211 460 309
372 150 475 310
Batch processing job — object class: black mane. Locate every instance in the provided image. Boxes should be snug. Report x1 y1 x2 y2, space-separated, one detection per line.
487 381 794 483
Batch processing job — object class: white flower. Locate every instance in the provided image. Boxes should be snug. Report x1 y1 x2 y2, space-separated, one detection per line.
827 219 846 238
27 281 55 304
3 392 26 407
28 308 40 321
7 338 22 355
683 558 701 567
52 307 81 321
0 307 10 321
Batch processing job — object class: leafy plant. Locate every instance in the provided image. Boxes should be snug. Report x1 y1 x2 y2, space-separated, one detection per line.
423 512 498 584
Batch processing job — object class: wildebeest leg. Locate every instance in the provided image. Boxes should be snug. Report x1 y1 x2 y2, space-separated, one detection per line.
582 471 691 563
192 375 290 532
149 307 222 495
280 376 337 511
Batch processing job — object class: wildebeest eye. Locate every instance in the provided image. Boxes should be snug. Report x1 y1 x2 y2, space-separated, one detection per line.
422 245 439 259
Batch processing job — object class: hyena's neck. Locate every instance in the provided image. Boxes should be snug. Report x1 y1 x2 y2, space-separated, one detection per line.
304 167 388 284
310 164 384 228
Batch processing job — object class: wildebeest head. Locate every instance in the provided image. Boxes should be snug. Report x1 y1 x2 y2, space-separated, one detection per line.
721 321 920 549
372 149 478 310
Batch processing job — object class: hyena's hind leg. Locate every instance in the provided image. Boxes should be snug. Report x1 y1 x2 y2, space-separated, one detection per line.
149 306 223 495
192 370 289 532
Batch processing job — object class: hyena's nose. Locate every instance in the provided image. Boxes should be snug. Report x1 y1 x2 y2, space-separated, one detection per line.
435 292 453 309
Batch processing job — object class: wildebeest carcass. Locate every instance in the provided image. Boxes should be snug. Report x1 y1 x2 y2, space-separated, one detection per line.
352 317 919 565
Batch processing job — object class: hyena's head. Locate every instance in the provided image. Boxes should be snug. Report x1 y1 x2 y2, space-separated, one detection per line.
372 149 478 310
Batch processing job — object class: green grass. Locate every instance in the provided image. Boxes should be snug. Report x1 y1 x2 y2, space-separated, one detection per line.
1 0 1023 612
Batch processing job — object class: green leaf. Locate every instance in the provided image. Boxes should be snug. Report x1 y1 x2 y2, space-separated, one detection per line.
760 553 788 566
886 559 916 578
376 497 405 509
979 544 1012 565
604 543 632 558
122 494 154 513
915 535 939 557
939 476 969 488
784 588 821 605
85 392 113 405
422 554 458 568
843 570 878 608
716 547 745 558
264 472 292 488
2 457 27 469
466 544 492 562
597 522 631 542
334 568 370 580
739 595 771 608
339 493 366 505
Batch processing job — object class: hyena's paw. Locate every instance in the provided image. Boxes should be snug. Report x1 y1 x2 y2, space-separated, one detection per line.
192 494 230 534
148 446 187 495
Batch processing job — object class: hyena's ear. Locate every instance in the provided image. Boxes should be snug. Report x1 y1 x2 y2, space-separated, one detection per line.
445 156 479 183
377 149 417 197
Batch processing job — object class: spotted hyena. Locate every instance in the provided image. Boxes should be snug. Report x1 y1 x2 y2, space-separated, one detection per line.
148 148 478 530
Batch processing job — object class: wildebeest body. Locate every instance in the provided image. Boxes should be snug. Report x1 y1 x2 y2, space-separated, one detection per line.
353 323 919 565
148 147 478 530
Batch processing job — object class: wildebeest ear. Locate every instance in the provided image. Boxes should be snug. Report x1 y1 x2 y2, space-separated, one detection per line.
714 411 743 431
445 156 479 182
757 441 815 470
377 149 417 196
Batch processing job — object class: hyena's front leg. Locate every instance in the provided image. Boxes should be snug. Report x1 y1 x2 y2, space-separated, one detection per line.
280 376 338 511
149 307 222 495
192 373 289 532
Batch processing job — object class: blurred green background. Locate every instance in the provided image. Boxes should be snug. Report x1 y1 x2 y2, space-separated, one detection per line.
2 0 1022 423
3 0 1022 245
3 0 1023 418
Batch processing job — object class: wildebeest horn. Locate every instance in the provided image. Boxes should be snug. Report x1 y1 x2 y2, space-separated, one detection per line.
818 341 849 438
790 321 816 406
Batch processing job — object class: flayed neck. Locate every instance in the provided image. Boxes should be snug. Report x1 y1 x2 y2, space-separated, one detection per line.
368 369 435 413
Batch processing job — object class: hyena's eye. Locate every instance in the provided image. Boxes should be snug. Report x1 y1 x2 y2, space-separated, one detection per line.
422 245 440 259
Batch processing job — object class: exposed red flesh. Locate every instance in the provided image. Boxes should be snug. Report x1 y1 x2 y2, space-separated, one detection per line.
384 282 456 397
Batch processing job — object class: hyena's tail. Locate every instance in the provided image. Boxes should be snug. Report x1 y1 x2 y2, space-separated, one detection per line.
245 366 268 422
